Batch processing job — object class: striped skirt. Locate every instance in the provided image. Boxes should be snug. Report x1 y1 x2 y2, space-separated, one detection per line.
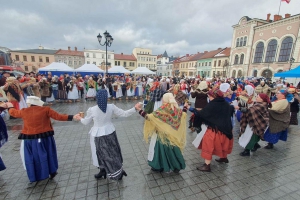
95 131 123 180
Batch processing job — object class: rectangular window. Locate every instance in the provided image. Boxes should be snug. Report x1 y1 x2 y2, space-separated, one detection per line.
102 54 104 59
87 61 90 64
214 61 216 67
118 61 120 65
209 62 211 66
69 60 72 65
16 55 19 61
32 66 36 71
46 57 49 63
39 56 43 62
130 62 134 66
115 61 118 65
218 60 221 66
25 66 28 71
31 56 35 62
205 62 207 66
123 62 127 67
74 61 77 65
108 55 111 59
93 62 96 65
79 61 82 65
86 53 90 58
23 55 27 61
58 60 61 63
93 53 96 58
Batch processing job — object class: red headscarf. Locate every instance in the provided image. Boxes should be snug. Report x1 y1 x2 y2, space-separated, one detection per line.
150 82 160 91
208 87 224 99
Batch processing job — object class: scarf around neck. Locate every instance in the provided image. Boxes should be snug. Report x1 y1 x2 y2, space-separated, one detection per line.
96 89 107 113
153 104 182 130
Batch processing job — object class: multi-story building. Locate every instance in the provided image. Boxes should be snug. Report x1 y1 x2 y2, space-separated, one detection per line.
132 48 157 71
9 46 56 72
114 53 137 71
84 49 114 71
211 47 231 78
157 51 170 76
0 47 11 65
55 47 84 69
197 49 223 78
230 13 300 78
177 54 196 77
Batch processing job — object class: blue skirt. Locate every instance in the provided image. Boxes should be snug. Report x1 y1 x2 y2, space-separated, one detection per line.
134 87 139 96
22 136 58 182
264 128 288 144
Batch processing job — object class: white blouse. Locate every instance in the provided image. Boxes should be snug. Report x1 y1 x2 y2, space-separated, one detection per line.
80 104 136 137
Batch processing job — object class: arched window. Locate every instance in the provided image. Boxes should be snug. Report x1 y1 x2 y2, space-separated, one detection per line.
253 69 258 77
234 55 239 64
240 54 244 64
265 39 278 63
238 70 243 77
253 42 264 63
261 69 273 78
239 37 243 47
243 36 247 46
236 38 240 47
232 70 236 78
278 37 293 62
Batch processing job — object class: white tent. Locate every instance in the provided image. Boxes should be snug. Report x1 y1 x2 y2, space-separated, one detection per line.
131 67 155 75
108 66 130 73
75 64 104 73
39 62 74 72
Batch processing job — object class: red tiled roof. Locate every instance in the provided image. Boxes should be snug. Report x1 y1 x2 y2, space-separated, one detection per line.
200 48 224 59
55 49 84 56
188 52 206 61
115 53 136 61
214 47 231 57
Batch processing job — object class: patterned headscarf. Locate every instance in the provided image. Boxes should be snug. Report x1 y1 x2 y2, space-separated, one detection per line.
96 89 108 113
150 81 160 91
208 87 224 99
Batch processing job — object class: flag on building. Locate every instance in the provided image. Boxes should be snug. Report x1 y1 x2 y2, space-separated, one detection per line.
282 0 291 3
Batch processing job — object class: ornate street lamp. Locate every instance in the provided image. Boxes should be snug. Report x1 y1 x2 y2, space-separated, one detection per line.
97 31 113 74
289 57 295 70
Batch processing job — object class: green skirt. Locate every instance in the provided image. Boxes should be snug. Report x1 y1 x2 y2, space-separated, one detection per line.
144 101 155 114
149 140 186 172
245 134 260 150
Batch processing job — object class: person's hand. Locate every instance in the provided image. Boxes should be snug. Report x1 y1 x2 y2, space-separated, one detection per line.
73 114 82 121
0 102 7 108
184 102 189 108
234 106 239 110
135 103 142 111
6 102 13 108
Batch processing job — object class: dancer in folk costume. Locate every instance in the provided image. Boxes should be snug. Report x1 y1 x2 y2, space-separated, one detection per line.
86 77 97 100
237 93 270 156
57 77 67 102
75 90 138 180
8 96 75 182
264 89 290 149
14 78 27 110
135 78 143 99
180 79 188 94
112 77 123 100
0 102 9 171
288 87 300 125
4 77 21 110
144 82 164 114
136 93 186 173
126 78 135 99
169 84 188 109
67 77 79 102
189 88 234 172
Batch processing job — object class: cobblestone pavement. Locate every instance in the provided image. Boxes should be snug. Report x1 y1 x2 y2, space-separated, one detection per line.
1 99 300 200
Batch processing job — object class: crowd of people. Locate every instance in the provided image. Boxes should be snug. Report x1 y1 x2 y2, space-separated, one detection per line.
0 70 299 185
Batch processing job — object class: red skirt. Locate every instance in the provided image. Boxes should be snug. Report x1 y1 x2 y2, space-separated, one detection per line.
198 128 233 160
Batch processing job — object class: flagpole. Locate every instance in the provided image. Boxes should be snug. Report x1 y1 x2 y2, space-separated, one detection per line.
278 0 282 15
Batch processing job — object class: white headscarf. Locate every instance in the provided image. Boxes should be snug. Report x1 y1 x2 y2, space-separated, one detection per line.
245 85 254 96
162 93 179 110
220 83 230 93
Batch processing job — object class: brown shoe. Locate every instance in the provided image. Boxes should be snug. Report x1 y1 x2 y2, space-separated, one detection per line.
215 158 229 163
197 164 211 172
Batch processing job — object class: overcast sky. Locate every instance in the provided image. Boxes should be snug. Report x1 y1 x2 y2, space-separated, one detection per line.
1 0 299 56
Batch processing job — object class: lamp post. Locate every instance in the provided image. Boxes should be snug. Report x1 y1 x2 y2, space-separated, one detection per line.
97 31 113 74
289 57 295 70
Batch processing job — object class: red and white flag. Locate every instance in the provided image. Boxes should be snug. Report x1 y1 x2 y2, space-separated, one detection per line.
282 0 291 3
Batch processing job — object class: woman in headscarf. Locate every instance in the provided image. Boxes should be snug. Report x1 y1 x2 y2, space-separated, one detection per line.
288 87 299 125
0 102 9 171
189 87 234 172
264 89 290 149
7 96 75 182
67 77 79 102
135 93 187 173
168 84 188 108
144 82 164 114
86 77 97 100
126 77 135 99
75 90 139 180
237 93 270 156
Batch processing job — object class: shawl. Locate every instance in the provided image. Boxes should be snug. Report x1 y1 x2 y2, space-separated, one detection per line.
144 105 186 152
196 98 234 139
269 99 290 133
240 102 269 139
96 89 108 113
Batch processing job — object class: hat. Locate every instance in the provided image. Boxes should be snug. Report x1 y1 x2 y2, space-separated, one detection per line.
278 89 288 96
288 88 296 93
26 96 44 106
6 77 16 82
208 88 224 99
197 81 208 91
258 93 271 104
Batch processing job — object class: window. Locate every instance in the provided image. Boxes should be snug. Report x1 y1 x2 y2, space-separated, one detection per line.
239 37 243 47
87 61 90 64
16 55 19 61
234 55 239 64
64 60 67 64
58 60 61 63
117 61 120 65
93 62 96 65
205 62 207 66
115 61 117 65
39 56 43 62
31 56 35 62
108 55 111 59
130 62 134 66
265 39 277 63
138 63 141 67
214 61 216 67
278 37 293 62
240 54 244 64
23 55 27 61
74 61 77 65
243 36 247 46
102 54 104 59
93 53 96 58
25 66 28 71
32 66 36 72
232 70 236 77
218 60 221 66
253 42 264 63
123 62 127 67
209 62 211 66
86 53 90 58
79 61 82 65
236 38 240 47
69 61 72 65
46 57 49 63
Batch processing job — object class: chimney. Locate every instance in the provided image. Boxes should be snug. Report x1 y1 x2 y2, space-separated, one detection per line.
274 15 282 22
75 47 77 51
204 51 208 53
285 13 291 18
267 13 271 22
218 48 222 50
186 54 189 57
68 46 70 51
121 53 123 55
38 45 44 50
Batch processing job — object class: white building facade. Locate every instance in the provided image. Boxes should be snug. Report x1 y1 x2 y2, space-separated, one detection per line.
84 49 114 68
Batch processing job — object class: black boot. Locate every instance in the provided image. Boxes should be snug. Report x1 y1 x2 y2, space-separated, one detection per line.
252 143 261 152
264 143 274 149
94 168 106 179
240 149 250 156
118 170 128 180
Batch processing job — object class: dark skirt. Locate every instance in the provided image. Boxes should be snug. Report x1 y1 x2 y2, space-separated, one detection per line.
245 134 260 150
0 116 8 148
149 139 185 172
290 112 298 125
57 90 67 100
23 136 58 182
95 131 123 180
0 156 6 171
264 128 288 144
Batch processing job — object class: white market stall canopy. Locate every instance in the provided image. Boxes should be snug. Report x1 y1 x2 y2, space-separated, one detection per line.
39 62 74 72
75 64 104 73
131 67 155 75
108 66 130 74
